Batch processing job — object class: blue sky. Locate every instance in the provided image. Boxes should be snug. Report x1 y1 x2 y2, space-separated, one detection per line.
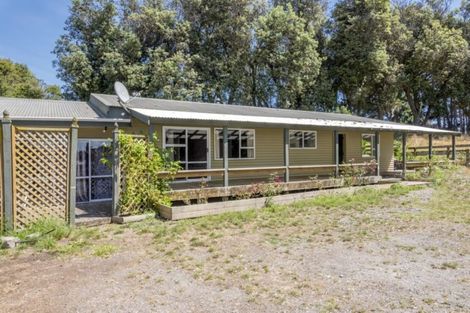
0 1 69 86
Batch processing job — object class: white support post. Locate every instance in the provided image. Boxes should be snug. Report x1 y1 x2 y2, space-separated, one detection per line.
334 130 339 177
223 126 229 187
283 128 290 182
402 133 407 179
428 134 433 160
375 131 380 176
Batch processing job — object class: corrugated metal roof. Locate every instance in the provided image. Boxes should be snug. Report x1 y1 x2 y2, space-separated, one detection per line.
131 108 455 134
0 97 103 119
93 94 459 135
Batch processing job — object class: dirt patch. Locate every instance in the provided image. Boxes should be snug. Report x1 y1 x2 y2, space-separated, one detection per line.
0 184 469 312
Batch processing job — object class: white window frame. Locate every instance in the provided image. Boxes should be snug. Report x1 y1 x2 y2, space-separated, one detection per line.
214 128 256 160
361 133 376 157
289 130 317 149
76 138 113 203
162 126 211 182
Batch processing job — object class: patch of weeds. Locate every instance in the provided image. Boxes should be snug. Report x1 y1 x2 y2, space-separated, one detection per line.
54 240 89 255
92 244 117 258
438 262 459 270
226 265 242 274
422 298 436 305
409 167 470 224
241 273 250 280
12 218 71 251
321 298 340 313
288 289 302 297
396 244 416 252
113 228 125 235
70 226 102 241
189 237 206 247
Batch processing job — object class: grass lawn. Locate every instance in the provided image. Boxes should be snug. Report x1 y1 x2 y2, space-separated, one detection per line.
0 166 469 312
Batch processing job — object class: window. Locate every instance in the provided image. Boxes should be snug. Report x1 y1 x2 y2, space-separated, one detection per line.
215 128 255 159
289 130 317 149
76 139 112 203
361 134 376 157
164 127 209 171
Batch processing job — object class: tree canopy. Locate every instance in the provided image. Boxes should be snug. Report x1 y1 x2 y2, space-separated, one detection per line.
0 58 61 99
53 0 470 132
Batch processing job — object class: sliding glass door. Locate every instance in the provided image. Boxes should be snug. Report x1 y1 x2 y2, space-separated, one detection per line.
76 139 112 202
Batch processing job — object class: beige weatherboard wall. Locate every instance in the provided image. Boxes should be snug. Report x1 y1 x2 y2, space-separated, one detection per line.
76 116 396 183
150 123 395 178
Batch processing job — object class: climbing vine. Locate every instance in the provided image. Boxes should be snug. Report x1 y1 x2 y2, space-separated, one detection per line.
109 132 180 215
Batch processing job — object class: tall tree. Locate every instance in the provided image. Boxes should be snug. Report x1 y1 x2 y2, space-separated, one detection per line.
255 5 322 108
172 0 257 104
396 3 469 125
328 0 399 119
54 0 200 100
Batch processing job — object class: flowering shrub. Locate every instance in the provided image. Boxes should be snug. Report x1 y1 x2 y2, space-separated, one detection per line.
340 159 377 186
234 173 283 207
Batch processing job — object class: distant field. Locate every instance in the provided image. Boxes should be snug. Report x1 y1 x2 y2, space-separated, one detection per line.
408 134 470 147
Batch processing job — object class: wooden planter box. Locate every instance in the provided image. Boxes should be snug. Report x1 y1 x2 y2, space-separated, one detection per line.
159 176 381 220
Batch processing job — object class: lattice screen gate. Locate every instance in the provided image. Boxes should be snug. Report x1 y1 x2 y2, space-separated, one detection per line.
12 127 71 228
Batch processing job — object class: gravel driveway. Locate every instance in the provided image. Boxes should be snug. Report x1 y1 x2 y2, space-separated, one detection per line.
0 185 469 313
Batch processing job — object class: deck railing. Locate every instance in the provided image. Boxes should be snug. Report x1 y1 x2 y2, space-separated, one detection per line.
157 162 378 181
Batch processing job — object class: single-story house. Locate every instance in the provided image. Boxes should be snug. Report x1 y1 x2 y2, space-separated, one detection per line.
0 94 459 228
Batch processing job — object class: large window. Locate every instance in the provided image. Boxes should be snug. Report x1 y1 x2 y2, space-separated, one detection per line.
76 139 112 203
289 130 317 149
215 128 255 159
361 134 376 157
164 127 209 170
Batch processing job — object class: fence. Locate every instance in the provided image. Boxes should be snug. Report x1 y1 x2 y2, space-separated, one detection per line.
0 112 78 231
408 144 470 158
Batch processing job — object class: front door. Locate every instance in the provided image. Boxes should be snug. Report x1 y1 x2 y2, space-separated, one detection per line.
338 134 346 164
164 127 209 176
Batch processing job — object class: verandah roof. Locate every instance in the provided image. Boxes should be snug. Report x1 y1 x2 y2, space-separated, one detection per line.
91 94 459 135
130 107 459 134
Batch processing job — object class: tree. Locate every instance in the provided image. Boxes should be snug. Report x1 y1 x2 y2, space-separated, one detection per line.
0 58 61 99
396 3 469 125
54 0 130 99
54 0 199 100
255 5 322 108
328 0 399 119
172 0 257 104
